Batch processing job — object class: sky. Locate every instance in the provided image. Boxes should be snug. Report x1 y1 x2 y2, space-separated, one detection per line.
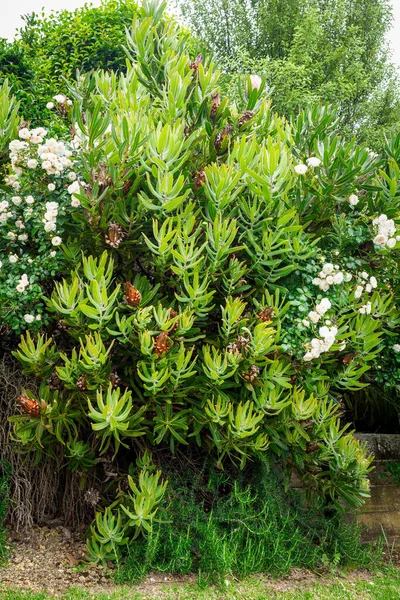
0 0 400 66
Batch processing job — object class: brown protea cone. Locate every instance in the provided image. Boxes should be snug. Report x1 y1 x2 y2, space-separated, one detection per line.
306 442 319 454
241 365 260 382
227 342 240 354
214 125 233 152
125 282 141 306
341 352 358 365
190 54 203 72
105 221 125 248
109 371 122 389
84 488 100 506
96 163 112 189
239 110 254 127
258 307 275 322
76 375 88 391
16 394 42 417
193 168 206 190
47 372 62 390
154 331 170 357
236 335 250 352
168 309 179 334
210 93 221 119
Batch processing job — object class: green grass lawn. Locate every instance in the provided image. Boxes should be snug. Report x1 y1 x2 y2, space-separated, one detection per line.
1 569 400 600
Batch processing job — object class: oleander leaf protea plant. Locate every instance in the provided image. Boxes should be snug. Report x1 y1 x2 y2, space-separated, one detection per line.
4 0 400 562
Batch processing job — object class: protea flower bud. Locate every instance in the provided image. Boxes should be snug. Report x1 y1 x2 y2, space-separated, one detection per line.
250 74 262 90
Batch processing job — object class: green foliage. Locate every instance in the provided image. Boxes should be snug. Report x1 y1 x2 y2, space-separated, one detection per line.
116 458 379 584
177 0 400 149
2 0 400 566
0 0 139 126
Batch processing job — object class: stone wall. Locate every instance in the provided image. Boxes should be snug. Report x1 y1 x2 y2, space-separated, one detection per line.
354 433 400 543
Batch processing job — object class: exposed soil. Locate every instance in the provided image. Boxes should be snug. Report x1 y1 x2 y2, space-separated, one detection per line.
0 525 391 598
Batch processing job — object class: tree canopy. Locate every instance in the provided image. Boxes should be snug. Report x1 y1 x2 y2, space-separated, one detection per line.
177 0 400 147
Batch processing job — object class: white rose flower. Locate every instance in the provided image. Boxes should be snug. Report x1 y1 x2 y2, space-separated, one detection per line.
306 157 321 167
25 196 35 204
370 276 377 288
302 319 310 327
36 314 42 321
50 250 57 257
67 99 73 106
333 272 344 284
294 164 308 175
308 311 321 324
67 171 77 181
67 180 80 195
12 196 22 205
315 298 331 315
348 194 359 206
18 234 28 241
51 236 62 246
354 285 364 299
319 326 330 338
393 344 400 353
46 102 55 109
12 182 21 190
23 314 35 323
322 263 334 275
27 159 38 169
319 280 330 292
47 183 56 191
387 238 396 248
326 275 334 285
7 232 16 240
15 220 25 229
9 254 18 263
54 94 66 103
44 222 57 232
345 273 352 282
18 128 31 140
71 197 80 208
16 284 25 293
361 272 368 280
312 278 321 286
373 233 387 246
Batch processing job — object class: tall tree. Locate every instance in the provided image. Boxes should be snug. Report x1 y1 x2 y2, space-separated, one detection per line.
177 0 400 147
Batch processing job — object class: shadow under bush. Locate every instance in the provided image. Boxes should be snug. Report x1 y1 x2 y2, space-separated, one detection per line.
116 456 379 584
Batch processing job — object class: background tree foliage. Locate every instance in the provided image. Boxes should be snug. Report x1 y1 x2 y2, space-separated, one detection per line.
176 0 400 149
0 0 138 125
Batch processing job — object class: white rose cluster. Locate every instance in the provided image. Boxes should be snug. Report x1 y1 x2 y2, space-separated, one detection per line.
307 298 331 325
67 180 81 207
42 201 59 233
373 214 398 249
312 262 351 292
53 94 73 106
0 200 13 223
23 314 42 323
303 325 339 361
294 157 321 175
16 273 29 293
37 138 73 176
353 273 377 299
359 302 372 315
